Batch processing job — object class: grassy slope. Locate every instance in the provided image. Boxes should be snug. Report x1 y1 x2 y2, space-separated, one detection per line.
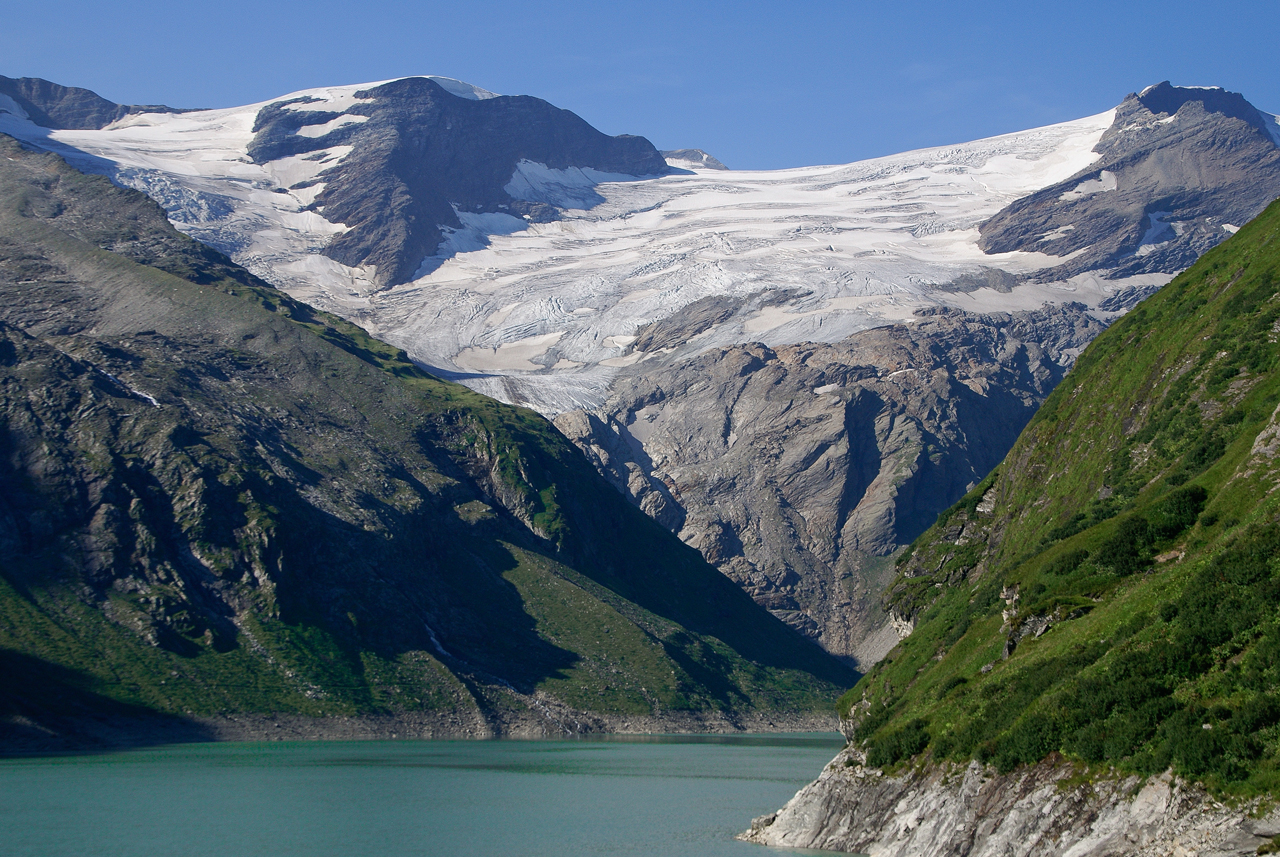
842 198 1280 796
0 135 854 736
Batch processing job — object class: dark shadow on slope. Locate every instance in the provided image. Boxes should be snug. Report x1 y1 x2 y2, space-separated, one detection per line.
0 650 216 756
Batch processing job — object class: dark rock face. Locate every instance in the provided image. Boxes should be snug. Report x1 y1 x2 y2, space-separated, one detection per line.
631 289 807 353
979 83 1280 280
556 305 1105 665
0 75 184 130
246 77 670 288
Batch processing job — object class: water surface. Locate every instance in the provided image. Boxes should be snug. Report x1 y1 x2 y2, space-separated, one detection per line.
0 733 842 856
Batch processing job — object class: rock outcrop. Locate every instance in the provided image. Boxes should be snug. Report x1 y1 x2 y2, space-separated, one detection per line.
557 305 1104 666
248 77 670 287
744 747 1280 857
979 83 1280 280
0 75 187 130
660 148 728 170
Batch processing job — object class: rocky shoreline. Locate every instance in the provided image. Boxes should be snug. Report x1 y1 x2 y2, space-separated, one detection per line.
742 746 1280 857
1 705 839 756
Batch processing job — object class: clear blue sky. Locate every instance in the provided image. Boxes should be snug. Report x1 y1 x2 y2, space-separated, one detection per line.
4 0 1278 170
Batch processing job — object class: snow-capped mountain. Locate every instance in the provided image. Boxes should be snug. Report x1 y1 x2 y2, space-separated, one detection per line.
2 77 1276 415
4 74 1278 662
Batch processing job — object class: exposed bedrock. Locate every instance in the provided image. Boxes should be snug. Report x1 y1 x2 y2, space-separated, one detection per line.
743 747 1280 857
556 305 1104 667
979 82 1280 281
0 75 188 130
248 77 669 288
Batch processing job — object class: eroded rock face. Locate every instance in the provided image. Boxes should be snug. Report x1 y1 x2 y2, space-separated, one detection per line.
744 747 1280 857
0 75 186 130
556 305 1104 666
979 82 1280 281
248 77 670 288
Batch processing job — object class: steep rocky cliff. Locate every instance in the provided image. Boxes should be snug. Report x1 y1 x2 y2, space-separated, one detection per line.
557 306 1104 666
744 748 1280 856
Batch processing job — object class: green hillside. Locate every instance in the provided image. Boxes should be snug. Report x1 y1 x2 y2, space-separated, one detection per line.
0 135 854 747
844 197 1280 796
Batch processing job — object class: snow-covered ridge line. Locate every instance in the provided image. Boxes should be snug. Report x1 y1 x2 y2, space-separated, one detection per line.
7 78 1274 416
0 92 1124 413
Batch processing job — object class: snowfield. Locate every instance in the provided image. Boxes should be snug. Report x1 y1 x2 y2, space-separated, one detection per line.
0 78 1171 414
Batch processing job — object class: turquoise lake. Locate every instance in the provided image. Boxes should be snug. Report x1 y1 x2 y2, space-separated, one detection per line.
0 733 843 856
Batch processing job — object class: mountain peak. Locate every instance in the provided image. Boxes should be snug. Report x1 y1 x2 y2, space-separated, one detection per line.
0 74 187 130
1131 80 1270 132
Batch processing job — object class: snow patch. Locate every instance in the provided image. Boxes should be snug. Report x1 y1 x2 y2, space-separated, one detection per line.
293 114 368 138
1264 112 1280 148
454 331 565 372
423 76 500 101
1039 224 1076 242
1134 211 1183 256
503 160 650 210
413 210 529 278
1059 170 1117 201
0 94 29 120
264 145 353 195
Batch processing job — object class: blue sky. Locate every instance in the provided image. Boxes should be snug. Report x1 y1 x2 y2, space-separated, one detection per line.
4 0 1278 170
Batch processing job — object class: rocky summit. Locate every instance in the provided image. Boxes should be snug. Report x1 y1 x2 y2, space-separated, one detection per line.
979 82 1280 280
246 77 670 288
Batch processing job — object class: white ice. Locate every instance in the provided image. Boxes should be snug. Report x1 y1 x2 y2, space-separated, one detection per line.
1 77 1135 414
1264 112 1280 148
1059 170 1117 201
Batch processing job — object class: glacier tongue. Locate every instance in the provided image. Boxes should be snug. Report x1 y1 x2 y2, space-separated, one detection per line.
372 110 1128 412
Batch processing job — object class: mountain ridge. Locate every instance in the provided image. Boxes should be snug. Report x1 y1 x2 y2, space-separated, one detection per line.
0 133 853 752
5 71 1278 680
747 194 1280 855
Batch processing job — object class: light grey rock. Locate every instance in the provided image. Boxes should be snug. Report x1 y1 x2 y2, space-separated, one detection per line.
661 148 728 170
556 304 1104 666
744 746 1279 857
979 83 1280 281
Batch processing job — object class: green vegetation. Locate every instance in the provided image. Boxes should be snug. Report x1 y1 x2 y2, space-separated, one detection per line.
0 135 853 744
843 197 1280 797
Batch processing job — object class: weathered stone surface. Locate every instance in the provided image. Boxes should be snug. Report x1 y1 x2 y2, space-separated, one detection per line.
248 77 669 288
557 304 1104 666
0 75 185 130
744 746 1279 857
979 83 1280 281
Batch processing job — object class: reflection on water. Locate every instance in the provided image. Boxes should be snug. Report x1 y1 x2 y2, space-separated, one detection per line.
0 733 845 857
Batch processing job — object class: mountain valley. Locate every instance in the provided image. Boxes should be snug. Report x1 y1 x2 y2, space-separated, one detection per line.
0 134 854 750
3 71 1280 773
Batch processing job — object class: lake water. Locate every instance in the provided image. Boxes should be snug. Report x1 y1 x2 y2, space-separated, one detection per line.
0 733 843 856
